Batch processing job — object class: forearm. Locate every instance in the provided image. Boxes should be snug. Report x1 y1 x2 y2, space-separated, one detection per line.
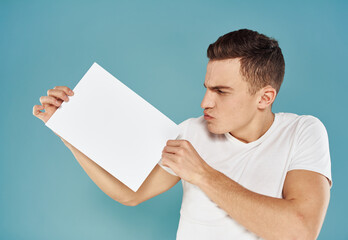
197 168 308 240
60 137 136 206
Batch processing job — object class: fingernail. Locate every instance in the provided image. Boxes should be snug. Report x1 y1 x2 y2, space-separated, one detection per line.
70 90 74 95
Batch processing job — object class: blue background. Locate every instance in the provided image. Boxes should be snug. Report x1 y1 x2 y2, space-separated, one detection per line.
1 0 347 239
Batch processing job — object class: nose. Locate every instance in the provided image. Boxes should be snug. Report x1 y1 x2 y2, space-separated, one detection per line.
201 90 215 109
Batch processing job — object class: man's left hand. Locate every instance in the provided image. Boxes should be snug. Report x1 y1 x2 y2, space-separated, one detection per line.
161 139 213 185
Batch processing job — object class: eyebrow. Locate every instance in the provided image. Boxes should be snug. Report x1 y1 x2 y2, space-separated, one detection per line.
203 83 233 90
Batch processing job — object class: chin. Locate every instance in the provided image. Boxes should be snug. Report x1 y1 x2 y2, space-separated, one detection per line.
206 123 225 135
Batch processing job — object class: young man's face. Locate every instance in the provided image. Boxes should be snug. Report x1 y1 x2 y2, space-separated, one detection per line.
201 58 260 135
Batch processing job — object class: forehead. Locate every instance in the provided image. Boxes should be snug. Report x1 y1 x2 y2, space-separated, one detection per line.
205 58 243 87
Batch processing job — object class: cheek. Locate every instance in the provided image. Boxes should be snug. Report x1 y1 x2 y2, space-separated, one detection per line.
223 96 245 113
221 96 253 124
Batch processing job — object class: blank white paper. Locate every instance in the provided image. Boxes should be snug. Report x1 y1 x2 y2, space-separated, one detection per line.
45 62 180 192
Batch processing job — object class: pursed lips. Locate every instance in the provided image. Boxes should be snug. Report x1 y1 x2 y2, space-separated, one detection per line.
204 112 214 118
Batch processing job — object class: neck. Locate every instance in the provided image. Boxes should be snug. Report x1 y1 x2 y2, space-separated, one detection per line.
231 110 275 144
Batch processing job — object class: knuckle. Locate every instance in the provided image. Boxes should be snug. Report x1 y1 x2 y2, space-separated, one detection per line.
59 90 66 97
60 92 67 99
32 105 40 116
47 89 52 95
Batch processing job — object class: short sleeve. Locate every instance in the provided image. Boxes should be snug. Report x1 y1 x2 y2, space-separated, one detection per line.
158 118 192 176
288 116 332 188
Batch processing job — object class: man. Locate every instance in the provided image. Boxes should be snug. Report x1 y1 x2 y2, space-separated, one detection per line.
33 29 332 240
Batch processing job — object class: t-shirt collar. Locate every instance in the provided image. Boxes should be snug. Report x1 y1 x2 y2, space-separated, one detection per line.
224 113 280 147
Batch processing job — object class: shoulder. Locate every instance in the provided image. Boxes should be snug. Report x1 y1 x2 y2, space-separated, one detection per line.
284 113 332 187
277 112 328 136
295 114 328 139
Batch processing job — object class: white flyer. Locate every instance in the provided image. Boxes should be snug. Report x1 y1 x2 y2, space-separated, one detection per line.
46 62 180 192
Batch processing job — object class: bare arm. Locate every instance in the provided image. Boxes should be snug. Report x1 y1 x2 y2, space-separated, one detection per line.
131 164 181 206
61 137 180 206
60 137 137 205
161 139 330 239
198 168 330 240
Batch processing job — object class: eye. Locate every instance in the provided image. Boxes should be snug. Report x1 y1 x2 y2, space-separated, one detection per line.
217 89 226 94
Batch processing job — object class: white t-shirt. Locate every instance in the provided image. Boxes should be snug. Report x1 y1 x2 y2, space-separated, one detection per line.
158 112 332 240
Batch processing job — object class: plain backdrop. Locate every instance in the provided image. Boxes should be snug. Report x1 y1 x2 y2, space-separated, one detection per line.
1 0 347 239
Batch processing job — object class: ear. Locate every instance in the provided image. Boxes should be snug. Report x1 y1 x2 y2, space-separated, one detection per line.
257 86 277 110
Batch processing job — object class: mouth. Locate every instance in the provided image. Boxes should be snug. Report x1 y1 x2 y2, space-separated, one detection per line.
204 113 214 120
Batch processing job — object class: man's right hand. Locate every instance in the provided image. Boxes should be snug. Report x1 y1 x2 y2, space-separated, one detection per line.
33 86 74 123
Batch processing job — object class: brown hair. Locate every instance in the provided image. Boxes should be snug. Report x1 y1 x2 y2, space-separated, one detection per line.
207 29 285 95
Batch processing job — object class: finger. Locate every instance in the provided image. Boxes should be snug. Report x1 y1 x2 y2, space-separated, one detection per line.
163 145 179 154
161 159 170 168
166 139 185 147
161 152 177 162
53 86 74 96
32 105 45 120
47 89 70 102
40 96 61 107
161 154 177 171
